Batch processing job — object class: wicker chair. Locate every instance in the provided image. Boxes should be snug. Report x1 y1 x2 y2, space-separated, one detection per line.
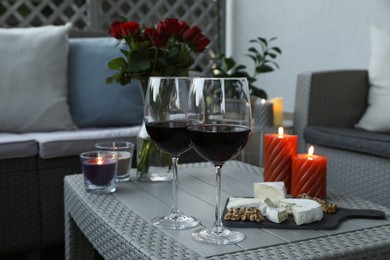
293 70 390 208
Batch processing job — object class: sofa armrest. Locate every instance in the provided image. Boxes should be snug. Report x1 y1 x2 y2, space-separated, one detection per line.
293 70 369 152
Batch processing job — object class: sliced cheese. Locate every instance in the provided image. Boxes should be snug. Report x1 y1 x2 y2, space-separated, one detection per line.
227 197 262 209
254 182 287 202
279 198 323 225
266 207 289 223
260 197 288 223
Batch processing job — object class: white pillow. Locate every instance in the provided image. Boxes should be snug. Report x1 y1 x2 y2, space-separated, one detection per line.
0 24 77 133
355 24 390 132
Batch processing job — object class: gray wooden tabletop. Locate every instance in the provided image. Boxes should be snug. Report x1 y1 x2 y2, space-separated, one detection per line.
65 160 390 259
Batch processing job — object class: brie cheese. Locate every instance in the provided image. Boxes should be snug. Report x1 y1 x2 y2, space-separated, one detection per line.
279 198 323 225
260 198 288 223
266 207 289 223
227 197 262 209
254 182 287 201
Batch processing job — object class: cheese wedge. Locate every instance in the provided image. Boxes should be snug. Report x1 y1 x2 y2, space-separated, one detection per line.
266 207 289 223
260 198 288 223
279 198 323 225
254 182 287 201
226 197 262 209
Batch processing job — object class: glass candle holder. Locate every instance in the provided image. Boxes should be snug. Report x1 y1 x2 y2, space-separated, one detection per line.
95 142 134 182
80 151 118 194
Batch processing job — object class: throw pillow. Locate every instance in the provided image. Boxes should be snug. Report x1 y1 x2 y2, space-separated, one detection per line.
0 24 77 133
67 38 144 128
355 24 390 132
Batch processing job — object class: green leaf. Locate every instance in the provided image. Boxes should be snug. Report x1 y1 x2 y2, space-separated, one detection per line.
250 86 267 99
246 54 257 63
127 52 151 72
256 64 274 73
106 75 115 84
247 47 259 54
257 37 267 46
107 57 127 70
271 46 282 54
120 49 130 56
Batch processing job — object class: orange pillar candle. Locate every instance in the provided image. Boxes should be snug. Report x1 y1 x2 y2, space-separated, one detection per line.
263 127 298 193
291 146 327 199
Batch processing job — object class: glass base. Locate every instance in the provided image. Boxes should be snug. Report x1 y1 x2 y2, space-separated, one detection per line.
116 173 131 182
84 181 116 194
137 167 173 182
152 213 199 230
192 227 245 245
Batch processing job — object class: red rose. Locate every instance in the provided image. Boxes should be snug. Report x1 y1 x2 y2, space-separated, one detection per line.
119 21 141 38
144 28 169 48
183 26 210 51
108 21 123 39
176 21 190 40
183 26 202 43
192 35 210 51
162 18 180 37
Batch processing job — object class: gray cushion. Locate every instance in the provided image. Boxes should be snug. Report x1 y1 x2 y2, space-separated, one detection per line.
25 126 141 159
67 38 144 128
304 126 390 159
0 134 38 159
0 24 77 133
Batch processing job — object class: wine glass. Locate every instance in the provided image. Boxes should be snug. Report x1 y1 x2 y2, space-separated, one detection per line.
187 77 252 244
144 76 200 230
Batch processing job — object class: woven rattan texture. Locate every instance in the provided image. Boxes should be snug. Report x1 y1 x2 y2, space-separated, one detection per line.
307 70 368 127
0 167 41 253
65 176 205 260
0 156 37 172
311 145 390 208
293 70 368 152
39 164 82 246
65 167 390 260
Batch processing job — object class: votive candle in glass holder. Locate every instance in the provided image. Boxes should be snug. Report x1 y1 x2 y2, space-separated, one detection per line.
95 141 134 182
80 151 118 194
253 99 274 129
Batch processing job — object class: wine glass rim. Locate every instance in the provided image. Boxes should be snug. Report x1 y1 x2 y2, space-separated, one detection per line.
149 76 193 79
192 77 248 80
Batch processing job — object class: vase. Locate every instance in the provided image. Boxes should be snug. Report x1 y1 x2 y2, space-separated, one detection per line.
136 80 172 182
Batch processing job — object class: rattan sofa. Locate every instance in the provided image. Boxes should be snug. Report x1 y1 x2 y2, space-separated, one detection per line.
293 70 390 208
0 30 145 256
0 29 205 257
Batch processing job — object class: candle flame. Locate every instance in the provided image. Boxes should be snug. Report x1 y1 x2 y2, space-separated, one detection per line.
261 99 266 104
97 157 104 165
278 127 284 137
308 146 314 156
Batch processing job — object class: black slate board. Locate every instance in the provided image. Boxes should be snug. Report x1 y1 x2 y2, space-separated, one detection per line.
222 199 386 230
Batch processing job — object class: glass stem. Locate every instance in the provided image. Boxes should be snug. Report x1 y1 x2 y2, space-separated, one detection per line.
170 156 180 217
213 165 224 233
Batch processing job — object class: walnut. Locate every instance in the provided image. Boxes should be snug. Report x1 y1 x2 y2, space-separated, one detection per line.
298 193 339 213
224 207 264 222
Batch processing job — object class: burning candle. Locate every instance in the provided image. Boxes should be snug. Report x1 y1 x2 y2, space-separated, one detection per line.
263 127 297 193
95 142 134 182
253 99 274 128
82 157 117 186
80 151 118 194
291 146 327 199
270 97 283 127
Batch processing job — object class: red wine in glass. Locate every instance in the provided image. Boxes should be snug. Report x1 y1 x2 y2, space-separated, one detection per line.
187 124 250 165
188 77 252 245
146 121 191 156
144 76 199 230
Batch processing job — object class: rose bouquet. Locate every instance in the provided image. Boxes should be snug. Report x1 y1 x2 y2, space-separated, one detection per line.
106 18 210 178
106 17 210 94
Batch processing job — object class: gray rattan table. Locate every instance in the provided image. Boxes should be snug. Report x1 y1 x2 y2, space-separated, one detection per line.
64 160 390 259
